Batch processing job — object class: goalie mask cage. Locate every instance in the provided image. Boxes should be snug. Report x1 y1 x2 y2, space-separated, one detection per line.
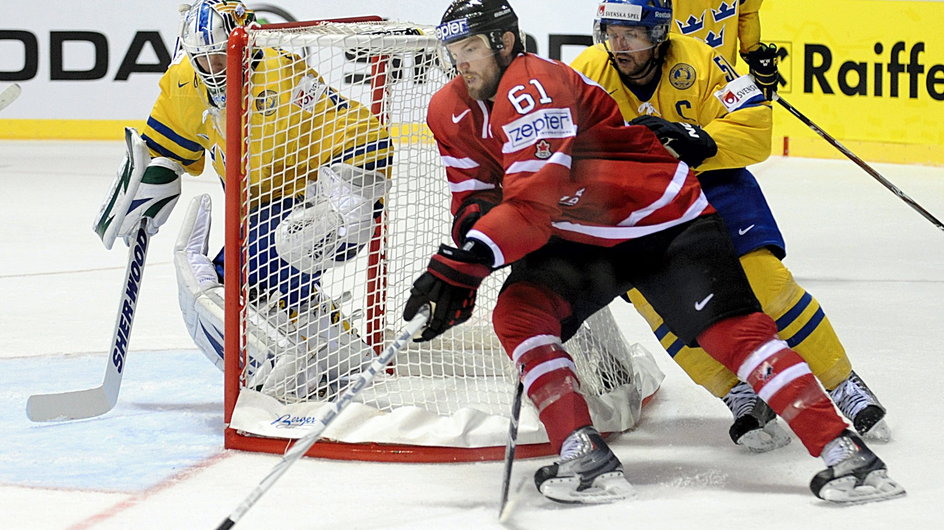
224 19 662 462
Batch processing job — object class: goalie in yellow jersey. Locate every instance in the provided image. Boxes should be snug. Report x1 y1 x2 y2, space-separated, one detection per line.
91 0 392 402
571 0 889 451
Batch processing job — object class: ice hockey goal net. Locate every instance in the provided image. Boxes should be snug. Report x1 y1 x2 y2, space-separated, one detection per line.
223 19 662 462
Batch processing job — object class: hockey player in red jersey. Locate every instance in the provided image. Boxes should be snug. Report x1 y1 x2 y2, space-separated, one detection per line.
571 0 890 453
404 0 905 506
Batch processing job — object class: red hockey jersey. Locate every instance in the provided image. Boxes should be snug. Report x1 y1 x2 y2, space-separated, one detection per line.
427 53 712 266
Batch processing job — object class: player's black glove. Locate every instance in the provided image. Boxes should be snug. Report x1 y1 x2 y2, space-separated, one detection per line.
451 190 501 245
403 244 492 342
630 115 718 168
741 43 785 101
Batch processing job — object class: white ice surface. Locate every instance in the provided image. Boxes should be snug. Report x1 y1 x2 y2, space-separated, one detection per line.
1 141 942 529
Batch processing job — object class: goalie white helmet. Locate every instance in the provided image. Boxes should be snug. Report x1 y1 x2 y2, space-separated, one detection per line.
179 0 256 107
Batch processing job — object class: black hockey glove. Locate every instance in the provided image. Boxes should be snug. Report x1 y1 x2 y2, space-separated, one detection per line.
741 43 786 101
451 189 501 245
403 244 492 342
630 115 718 168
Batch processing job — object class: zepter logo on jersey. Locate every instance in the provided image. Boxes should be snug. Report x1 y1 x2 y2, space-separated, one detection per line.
501 108 577 152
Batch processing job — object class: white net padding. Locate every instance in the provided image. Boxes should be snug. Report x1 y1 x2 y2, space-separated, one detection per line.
225 21 663 458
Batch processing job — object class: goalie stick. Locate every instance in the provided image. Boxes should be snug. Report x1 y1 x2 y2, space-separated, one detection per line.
215 306 431 530
0 83 20 112
26 221 150 422
498 368 525 522
777 96 944 233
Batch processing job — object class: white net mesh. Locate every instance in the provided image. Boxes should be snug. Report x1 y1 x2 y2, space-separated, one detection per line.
226 21 661 454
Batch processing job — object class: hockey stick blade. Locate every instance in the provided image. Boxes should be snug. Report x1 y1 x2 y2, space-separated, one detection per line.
215 307 431 530
26 222 150 422
0 83 21 112
498 369 524 522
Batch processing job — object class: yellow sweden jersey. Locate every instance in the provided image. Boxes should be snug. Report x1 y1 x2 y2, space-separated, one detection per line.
141 49 392 201
570 35 770 172
671 0 763 66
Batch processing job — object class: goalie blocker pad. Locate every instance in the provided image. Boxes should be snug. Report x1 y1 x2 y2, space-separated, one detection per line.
174 194 293 378
93 127 184 250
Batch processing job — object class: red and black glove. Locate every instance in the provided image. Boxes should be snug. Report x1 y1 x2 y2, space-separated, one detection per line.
403 244 492 342
630 115 718 168
451 190 501 245
741 43 786 101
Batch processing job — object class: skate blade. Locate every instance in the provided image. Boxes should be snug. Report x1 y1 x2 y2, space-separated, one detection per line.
737 420 792 454
819 470 907 505
861 419 892 443
539 471 635 504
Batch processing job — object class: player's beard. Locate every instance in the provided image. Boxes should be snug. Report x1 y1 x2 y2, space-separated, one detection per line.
463 57 503 101
611 51 653 80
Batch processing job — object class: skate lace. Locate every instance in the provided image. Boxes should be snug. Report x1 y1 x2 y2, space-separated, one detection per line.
721 382 757 419
559 429 594 462
821 434 858 467
829 372 877 420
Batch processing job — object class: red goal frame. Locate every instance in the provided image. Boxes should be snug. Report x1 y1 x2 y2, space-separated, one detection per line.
221 18 561 462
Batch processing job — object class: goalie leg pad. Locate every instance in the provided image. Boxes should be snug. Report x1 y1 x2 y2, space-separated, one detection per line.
175 195 372 402
174 194 289 375
175 194 227 370
261 287 373 402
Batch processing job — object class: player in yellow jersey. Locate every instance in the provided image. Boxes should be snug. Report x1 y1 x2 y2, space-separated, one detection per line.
671 0 782 99
572 0 889 451
91 0 392 402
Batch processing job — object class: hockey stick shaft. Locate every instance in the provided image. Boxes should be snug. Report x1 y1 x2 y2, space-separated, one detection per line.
25 222 150 422
777 96 944 232
498 369 524 522
0 83 21 111
215 307 430 530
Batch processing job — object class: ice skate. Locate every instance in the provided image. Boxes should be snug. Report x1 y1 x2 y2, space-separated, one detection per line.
811 430 905 504
722 382 792 453
829 371 890 442
534 426 634 504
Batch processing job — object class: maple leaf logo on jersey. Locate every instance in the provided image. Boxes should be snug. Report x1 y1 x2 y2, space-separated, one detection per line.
535 140 552 160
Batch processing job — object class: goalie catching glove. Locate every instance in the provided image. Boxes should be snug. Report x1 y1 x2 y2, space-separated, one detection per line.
629 115 717 168
275 163 391 273
403 243 493 342
93 127 183 249
741 43 785 101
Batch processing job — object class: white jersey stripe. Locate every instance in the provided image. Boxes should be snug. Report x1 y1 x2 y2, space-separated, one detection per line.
512 335 563 363
466 229 506 267
757 364 813 402
448 179 496 193
737 338 791 381
477 100 491 139
621 161 690 226
507 152 573 174
522 358 578 395
551 191 710 240
441 155 480 169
